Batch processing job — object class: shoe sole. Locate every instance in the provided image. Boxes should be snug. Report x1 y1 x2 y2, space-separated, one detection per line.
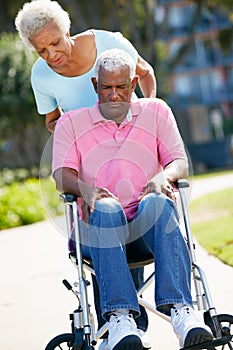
113 335 143 350
184 328 213 348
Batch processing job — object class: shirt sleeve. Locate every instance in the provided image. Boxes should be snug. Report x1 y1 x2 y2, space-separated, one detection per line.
31 60 58 115
113 31 138 64
52 112 80 174
94 30 138 65
155 100 187 167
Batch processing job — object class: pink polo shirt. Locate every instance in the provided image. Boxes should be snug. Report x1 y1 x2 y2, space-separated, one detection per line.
52 98 187 220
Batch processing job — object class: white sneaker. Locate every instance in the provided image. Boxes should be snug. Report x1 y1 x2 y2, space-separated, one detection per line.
99 329 151 350
137 330 151 349
108 312 143 350
171 306 213 348
99 339 110 350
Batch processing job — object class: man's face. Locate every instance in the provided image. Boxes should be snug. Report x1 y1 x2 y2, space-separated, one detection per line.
92 66 138 123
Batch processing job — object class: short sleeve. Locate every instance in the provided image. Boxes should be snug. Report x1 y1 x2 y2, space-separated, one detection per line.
113 32 138 65
93 30 138 65
155 100 187 167
31 59 58 115
52 112 80 174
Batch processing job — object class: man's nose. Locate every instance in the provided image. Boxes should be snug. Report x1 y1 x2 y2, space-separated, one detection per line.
110 88 118 100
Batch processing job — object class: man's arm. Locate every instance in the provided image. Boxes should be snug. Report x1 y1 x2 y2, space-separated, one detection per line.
136 55 157 98
138 159 188 202
163 158 189 184
53 167 118 222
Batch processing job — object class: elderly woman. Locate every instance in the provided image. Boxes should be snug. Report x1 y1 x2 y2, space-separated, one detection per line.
15 0 156 133
15 1 156 349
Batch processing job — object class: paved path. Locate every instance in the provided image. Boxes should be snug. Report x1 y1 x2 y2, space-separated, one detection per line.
0 172 232 350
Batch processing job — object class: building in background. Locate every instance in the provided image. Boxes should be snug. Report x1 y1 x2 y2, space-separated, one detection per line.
155 0 233 170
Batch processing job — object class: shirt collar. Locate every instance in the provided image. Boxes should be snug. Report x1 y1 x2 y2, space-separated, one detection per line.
89 101 142 124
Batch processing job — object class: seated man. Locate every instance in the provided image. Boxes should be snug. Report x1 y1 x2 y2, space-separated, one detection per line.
52 48 213 350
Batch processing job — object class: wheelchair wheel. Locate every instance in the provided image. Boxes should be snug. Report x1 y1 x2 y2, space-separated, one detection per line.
45 333 74 350
204 313 233 350
216 314 233 349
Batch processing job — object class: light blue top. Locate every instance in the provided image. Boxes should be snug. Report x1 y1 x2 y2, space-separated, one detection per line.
31 29 138 115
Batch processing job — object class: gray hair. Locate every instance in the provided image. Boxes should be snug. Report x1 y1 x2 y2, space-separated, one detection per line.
15 0 71 50
94 49 136 81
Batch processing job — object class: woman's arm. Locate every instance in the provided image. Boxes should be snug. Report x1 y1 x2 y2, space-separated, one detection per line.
136 55 157 98
45 106 63 132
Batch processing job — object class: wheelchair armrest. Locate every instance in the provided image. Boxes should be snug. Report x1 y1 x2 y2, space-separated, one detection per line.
59 193 77 203
176 179 190 189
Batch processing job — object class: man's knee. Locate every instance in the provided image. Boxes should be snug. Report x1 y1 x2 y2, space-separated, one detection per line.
94 197 123 214
140 192 172 209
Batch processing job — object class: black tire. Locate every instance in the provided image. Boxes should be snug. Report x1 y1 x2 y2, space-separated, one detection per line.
205 313 233 350
217 314 233 349
45 333 74 350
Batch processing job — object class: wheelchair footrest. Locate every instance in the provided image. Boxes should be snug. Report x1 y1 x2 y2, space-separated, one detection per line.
181 334 232 350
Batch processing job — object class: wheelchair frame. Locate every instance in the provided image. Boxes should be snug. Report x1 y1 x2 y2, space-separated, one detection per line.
45 179 233 350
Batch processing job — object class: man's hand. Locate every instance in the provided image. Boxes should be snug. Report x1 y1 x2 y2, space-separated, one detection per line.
137 171 176 202
81 187 118 223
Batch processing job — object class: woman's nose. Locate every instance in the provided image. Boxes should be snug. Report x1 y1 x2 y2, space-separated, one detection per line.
47 47 56 59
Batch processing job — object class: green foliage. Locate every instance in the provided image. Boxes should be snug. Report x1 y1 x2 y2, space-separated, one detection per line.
0 167 41 186
0 32 38 133
0 32 48 170
189 188 233 266
223 118 233 135
0 177 63 230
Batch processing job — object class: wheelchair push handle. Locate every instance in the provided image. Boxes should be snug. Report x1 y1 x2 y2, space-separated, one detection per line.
60 193 77 203
176 178 190 189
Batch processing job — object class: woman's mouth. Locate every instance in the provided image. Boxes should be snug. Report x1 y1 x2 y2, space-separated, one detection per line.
54 56 63 65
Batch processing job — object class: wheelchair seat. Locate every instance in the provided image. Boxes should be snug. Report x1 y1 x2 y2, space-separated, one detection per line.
69 251 154 270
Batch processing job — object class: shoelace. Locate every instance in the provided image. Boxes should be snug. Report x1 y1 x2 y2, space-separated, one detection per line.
172 307 191 326
109 313 135 331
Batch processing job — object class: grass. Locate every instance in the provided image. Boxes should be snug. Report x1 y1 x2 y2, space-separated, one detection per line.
190 168 233 180
189 187 233 266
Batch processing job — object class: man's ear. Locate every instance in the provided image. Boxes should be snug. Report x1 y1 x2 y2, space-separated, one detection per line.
91 77 98 93
131 76 138 92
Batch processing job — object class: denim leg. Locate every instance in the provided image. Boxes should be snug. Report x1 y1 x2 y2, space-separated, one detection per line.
85 197 140 320
130 267 148 331
130 193 193 316
92 267 148 336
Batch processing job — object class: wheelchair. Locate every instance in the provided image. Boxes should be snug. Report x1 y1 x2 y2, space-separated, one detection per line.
44 179 233 350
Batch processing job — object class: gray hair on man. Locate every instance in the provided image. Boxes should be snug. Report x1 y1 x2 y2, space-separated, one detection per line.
15 0 70 49
94 49 136 81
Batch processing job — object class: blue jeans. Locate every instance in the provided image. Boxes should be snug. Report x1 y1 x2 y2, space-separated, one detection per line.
91 267 148 337
81 193 193 320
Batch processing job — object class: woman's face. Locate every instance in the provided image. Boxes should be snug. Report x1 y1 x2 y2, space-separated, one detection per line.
29 20 72 69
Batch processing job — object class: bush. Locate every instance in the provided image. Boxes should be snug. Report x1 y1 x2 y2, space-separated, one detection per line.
0 33 48 169
0 177 63 230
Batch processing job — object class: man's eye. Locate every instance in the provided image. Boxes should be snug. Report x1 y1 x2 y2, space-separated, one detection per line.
52 40 59 46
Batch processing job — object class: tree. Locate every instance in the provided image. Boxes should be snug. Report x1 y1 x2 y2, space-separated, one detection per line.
0 33 48 170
